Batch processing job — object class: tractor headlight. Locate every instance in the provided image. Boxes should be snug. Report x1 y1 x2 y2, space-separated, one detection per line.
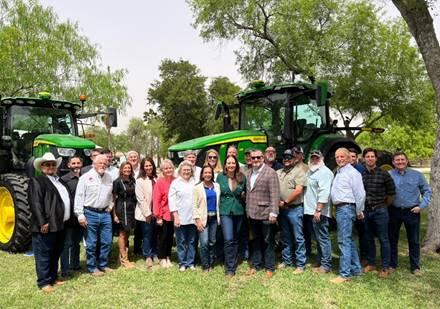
57 147 76 157
83 149 92 157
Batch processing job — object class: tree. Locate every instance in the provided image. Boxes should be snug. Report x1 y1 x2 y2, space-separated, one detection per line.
187 0 430 134
0 0 97 96
0 0 131 150
392 0 440 253
147 59 210 142
207 76 241 133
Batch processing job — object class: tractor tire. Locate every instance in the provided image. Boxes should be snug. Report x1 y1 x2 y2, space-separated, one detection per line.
377 150 394 172
0 174 31 252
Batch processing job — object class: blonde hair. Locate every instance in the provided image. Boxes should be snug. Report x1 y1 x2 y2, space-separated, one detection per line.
177 160 194 178
159 159 175 173
204 149 222 174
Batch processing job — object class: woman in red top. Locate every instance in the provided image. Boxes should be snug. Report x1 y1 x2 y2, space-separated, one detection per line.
153 159 176 268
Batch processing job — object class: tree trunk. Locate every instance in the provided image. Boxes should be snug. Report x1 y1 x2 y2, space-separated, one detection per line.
392 0 440 253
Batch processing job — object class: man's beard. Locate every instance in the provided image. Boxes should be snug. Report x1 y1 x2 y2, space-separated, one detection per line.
266 156 275 162
308 160 324 172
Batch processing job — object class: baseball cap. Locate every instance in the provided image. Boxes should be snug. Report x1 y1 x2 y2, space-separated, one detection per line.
283 149 293 159
292 146 304 154
310 150 323 158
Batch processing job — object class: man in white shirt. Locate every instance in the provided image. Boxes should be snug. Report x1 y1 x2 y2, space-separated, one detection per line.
75 154 114 276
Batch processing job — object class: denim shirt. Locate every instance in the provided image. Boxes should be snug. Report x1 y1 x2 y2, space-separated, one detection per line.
389 168 431 209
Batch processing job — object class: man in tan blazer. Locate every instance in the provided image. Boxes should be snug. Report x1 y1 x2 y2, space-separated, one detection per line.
246 149 280 278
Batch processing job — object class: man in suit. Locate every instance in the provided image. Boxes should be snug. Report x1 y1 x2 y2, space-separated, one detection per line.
246 149 280 278
28 152 72 293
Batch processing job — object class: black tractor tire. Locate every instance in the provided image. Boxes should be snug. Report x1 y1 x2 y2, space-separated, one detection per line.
377 150 394 172
0 174 31 252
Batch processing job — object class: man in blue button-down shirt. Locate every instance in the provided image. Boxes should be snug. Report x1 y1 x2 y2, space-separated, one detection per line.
389 151 431 276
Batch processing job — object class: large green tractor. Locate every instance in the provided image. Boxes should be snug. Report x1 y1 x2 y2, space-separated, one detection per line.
0 93 116 252
168 80 371 168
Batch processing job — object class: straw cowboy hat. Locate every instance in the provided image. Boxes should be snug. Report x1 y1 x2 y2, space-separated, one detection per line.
33 152 62 171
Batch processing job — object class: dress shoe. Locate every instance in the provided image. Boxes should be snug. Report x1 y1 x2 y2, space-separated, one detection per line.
277 263 287 269
41 285 55 293
293 267 304 274
100 267 114 273
245 268 257 276
313 267 330 274
388 267 397 273
54 279 66 286
330 276 352 284
363 265 376 273
145 257 153 268
266 271 274 278
90 270 104 277
412 269 422 277
378 269 389 278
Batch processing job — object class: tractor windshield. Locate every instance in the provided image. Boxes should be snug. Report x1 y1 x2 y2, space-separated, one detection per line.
9 105 75 168
240 90 326 144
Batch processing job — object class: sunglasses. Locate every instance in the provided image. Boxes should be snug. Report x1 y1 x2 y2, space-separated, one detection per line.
42 162 57 167
283 156 293 160
208 156 217 159
251 156 263 160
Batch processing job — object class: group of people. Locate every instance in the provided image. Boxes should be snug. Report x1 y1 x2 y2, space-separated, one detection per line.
28 144 431 293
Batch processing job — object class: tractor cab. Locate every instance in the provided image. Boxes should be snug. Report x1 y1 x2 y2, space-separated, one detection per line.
0 94 96 175
237 81 329 157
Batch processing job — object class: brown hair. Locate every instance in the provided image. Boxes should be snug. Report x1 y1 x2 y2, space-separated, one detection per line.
119 161 135 180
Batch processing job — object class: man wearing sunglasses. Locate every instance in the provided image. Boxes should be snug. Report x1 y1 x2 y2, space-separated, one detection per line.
277 148 308 274
245 149 280 278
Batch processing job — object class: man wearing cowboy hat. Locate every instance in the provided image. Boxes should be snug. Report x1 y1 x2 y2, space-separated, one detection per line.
28 152 72 293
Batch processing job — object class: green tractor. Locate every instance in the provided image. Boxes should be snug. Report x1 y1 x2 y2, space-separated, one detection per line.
0 93 116 252
168 80 371 168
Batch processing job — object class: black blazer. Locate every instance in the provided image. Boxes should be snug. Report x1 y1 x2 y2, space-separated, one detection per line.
28 175 72 233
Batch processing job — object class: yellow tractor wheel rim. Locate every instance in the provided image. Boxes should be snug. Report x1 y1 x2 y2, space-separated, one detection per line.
380 164 394 172
0 187 15 244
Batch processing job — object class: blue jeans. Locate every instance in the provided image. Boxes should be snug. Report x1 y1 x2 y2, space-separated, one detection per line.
312 215 332 271
249 219 276 272
32 231 65 288
199 216 218 269
364 207 391 269
336 204 362 278
354 218 368 261
221 215 243 274
278 206 306 268
388 207 420 271
83 208 113 272
60 226 83 275
137 219 158 259
175 224 197 268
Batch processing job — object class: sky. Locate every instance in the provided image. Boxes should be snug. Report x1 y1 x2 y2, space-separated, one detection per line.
39 0 440 133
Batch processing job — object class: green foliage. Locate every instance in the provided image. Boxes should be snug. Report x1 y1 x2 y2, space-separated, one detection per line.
0 0 131 148
207 76 241 133
188 0 433 131
147 59 209 142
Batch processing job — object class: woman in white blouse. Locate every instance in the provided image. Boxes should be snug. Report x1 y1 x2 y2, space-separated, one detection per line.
169 160 197 271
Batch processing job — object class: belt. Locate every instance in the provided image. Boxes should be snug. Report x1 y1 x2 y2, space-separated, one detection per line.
287 203 303 209
392 205 418 211
84 206 108 213
207 211 217 216
365 204 387 212
335 202 355 207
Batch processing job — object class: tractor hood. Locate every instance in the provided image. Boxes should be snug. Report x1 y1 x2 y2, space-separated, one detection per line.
169 130 266 151
34 134 96 149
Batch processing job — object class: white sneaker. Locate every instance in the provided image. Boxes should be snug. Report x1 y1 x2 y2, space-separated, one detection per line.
189 265 196 271
179 266 186 272
159 259 168 268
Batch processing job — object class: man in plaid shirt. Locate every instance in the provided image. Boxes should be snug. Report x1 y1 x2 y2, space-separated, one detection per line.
361 148 395 278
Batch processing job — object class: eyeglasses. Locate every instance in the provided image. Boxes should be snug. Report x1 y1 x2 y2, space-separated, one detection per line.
251 156 263 160
208 156 217 159
42 162 57 167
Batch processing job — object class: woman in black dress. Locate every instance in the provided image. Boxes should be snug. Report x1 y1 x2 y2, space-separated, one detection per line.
113 162 137 268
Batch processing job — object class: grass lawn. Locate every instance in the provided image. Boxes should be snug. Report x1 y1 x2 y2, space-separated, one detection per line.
1 215 439 308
